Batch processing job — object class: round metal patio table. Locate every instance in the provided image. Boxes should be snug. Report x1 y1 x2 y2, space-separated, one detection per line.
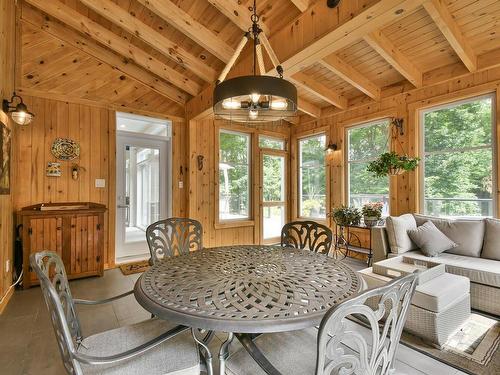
134 245 361 375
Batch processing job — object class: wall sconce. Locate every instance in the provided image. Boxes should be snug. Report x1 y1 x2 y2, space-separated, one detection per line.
325 142 338 154
197 155 204 171
2 92 35 125
392 117 404 136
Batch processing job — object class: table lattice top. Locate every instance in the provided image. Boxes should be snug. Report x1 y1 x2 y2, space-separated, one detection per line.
134 245 361 333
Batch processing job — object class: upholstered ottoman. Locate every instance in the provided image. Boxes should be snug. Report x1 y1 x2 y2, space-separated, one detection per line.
359 268 471 347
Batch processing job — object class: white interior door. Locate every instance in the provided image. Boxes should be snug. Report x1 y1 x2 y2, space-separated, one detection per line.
116 133 170 263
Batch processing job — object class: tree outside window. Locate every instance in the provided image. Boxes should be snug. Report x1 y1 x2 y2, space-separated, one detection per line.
299 134 326 218
422 95 495 217
219 130 251 220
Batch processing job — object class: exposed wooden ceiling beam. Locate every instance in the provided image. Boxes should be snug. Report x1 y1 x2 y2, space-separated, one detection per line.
207 0 270 35
276 0 425 77
319 54 380 100
24 0 201 97
291 72 347 109
21 4 188 106
79 0 217 82
423 0 477 72
364 30 422 87
297 97 321 118
290 0 309 12
136 0 234 63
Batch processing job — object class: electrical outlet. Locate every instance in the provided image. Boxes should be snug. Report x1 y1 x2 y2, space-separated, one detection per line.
5 259 10 273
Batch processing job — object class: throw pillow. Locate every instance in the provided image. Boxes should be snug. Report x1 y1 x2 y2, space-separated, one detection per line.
407 221 458 257
482 218 500 261
385 214 418 254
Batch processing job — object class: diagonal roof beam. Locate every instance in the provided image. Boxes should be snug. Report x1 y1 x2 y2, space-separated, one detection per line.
136 0 234 63
423 0 477 72
24 0 201 96
319 54 380 100
79 0 217 82
291 73 347 109
364 30 422 87
290 0 309 12
21 3 188 105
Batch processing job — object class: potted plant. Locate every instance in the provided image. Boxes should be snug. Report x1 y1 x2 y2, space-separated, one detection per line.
367 151 420 177
361 202 383 227
329 205 361 227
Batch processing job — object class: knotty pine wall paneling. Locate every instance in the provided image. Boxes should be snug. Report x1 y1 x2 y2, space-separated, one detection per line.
0 0 16 313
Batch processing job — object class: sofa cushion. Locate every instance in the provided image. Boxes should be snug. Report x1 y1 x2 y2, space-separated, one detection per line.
482 218 500 261
413 214 485 257
386 214 418 254
407 221 457 257
404 251 500 288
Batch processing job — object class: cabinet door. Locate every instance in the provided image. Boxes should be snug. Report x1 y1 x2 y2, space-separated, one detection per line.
28 217 63 283
70 215 101 275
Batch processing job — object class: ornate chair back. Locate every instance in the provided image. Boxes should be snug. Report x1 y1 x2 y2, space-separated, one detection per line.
315 273 418 375
281 221 333 254
146 217 203 264
29 251 84 375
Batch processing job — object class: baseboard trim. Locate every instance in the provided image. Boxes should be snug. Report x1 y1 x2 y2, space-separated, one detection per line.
0 287 14 315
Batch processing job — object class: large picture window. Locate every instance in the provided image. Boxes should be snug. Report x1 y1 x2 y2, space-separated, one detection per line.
421 95 495 217
347 119 390 216
298 134 326 218
219 130 251 221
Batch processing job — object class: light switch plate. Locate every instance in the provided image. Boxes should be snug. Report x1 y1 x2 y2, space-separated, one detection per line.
95 179 106 188
5 259 10 273
178 181 183 189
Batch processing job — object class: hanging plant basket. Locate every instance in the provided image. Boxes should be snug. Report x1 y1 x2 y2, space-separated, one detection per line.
367 152 420 178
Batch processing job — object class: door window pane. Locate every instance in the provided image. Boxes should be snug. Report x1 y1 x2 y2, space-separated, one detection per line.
299 134 326 218
422 96 494 217
219 130 251 220
259 135 285 150
347 120 390 216
263 155 285 202
263 206 285 240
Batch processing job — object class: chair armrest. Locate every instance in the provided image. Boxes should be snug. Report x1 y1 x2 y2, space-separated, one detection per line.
73 325 189 365
371 227 390 263
74 290 133 305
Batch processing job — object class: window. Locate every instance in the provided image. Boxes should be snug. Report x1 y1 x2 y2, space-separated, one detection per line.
219 130 251 221
298 134 326 218
421 95 495 217
259 135 285 150
347 119 390 216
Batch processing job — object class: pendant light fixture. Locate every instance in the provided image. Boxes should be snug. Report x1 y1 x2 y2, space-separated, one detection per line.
213 0 297 123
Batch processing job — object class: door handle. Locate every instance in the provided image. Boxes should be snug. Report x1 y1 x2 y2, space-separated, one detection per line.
117 205 129 208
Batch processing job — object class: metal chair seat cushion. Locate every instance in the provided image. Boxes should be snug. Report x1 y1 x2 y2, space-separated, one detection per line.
79 318 200 375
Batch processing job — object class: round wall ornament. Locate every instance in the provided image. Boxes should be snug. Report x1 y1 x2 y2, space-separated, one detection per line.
51 138 80 161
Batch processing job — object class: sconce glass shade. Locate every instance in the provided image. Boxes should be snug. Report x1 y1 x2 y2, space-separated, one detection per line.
2 93 35 125
213 75 297 123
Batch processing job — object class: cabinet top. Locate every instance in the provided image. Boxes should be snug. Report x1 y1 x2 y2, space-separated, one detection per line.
19 202 107 215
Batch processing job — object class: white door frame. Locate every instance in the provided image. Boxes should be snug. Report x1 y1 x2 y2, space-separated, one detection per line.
115 130 172 263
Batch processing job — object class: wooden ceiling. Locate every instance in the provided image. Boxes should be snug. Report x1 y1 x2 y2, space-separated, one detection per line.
16 0 500 119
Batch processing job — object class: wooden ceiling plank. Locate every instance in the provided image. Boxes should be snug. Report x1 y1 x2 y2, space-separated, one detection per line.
297 97 321 118
423 0 477 72
291 72 347 109
24 0 200 96
79 0 217 82
207 0 270 35
290 0 309 13
364 30 423 87
319 54 381 100
21 5 187 106
135 0 234 63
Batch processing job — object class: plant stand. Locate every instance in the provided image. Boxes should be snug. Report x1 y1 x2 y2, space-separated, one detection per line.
333 224 374 266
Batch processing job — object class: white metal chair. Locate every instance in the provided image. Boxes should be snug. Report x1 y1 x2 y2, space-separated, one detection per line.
225 273 418 375
30 251 204 375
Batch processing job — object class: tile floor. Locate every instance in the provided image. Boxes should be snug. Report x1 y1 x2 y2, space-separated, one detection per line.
0 257 468 375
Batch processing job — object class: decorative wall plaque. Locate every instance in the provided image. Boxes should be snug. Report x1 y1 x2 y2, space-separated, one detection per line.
51 138 80 161
46 162 62 177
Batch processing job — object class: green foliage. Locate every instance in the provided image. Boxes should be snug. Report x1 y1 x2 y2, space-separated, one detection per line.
367 152 420 178
329 206 361 226
361 202 383 219
299 136 326 217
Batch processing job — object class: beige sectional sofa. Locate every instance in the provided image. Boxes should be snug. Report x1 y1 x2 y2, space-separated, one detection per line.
372 214 500 316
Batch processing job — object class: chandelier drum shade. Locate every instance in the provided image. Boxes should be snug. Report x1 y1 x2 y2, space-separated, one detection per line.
213 0 297 123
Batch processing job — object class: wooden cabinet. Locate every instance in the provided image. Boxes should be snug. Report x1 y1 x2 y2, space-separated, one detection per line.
18 202 106 288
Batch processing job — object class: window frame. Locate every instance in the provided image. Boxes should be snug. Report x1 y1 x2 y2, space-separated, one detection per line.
258 134 287 151
217 128 253 224
418 93 497 218
345 118 391 216
297 132 327 220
